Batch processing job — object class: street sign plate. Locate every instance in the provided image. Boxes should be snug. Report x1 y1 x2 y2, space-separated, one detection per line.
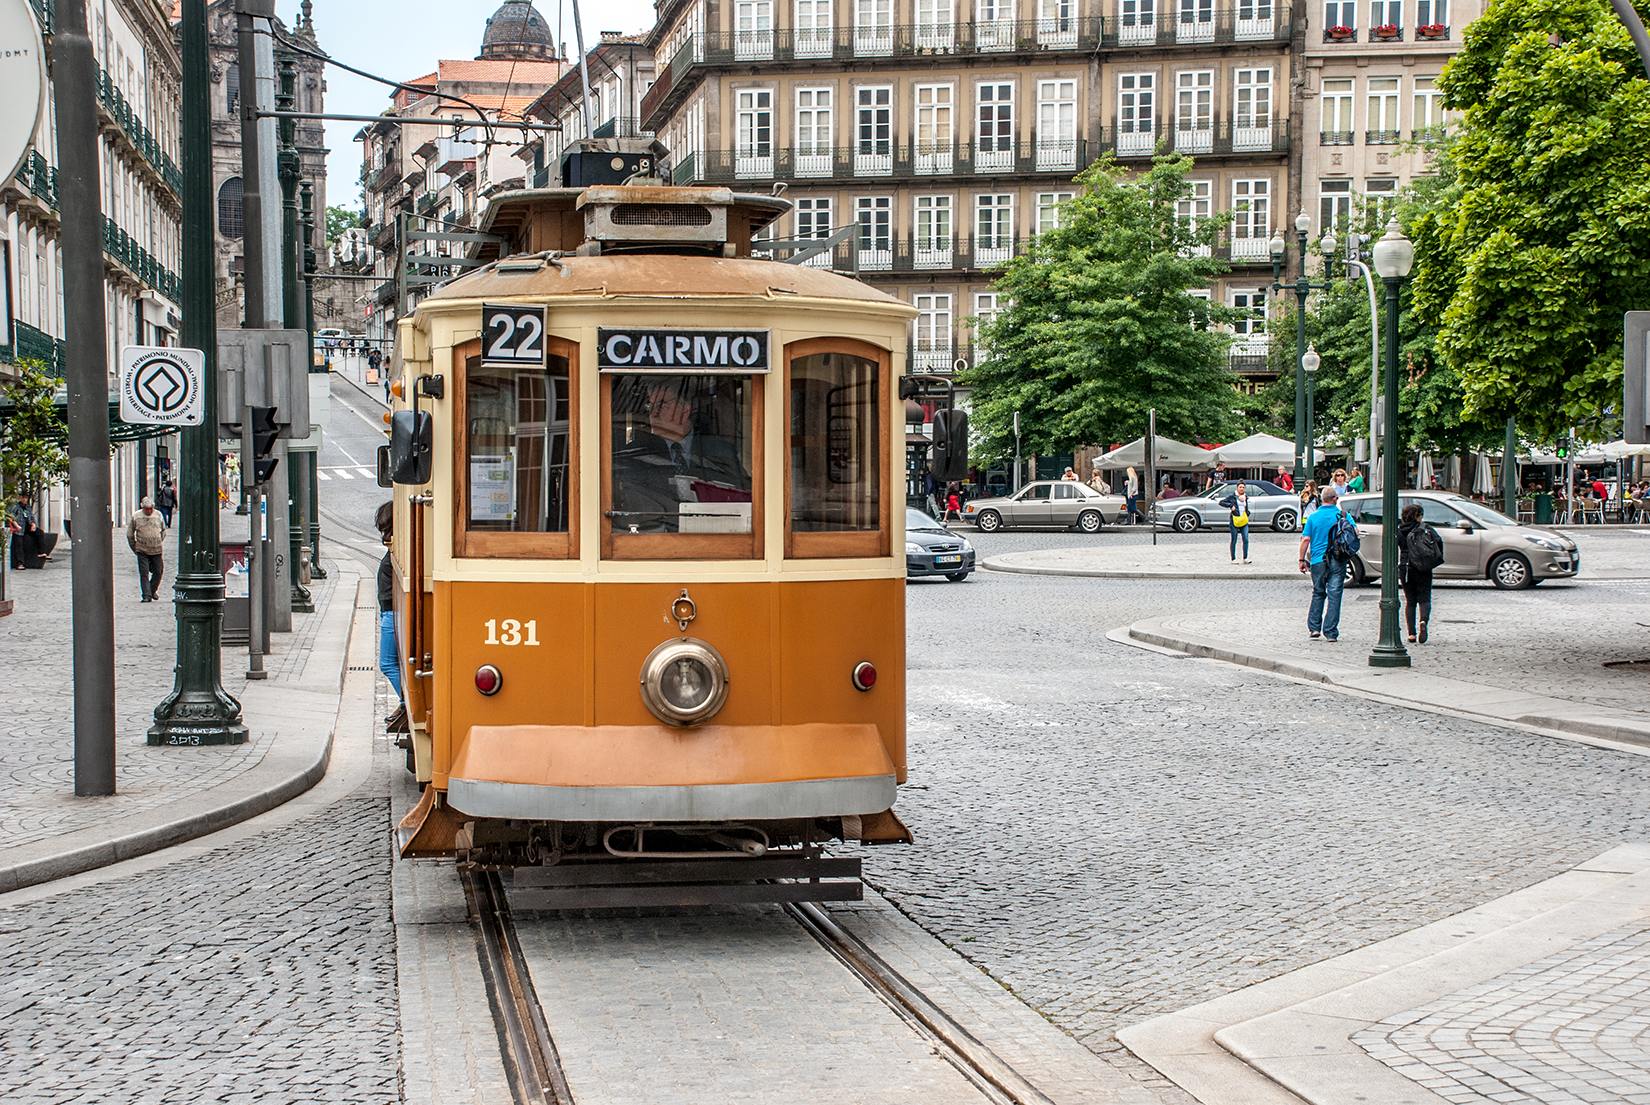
119 346 206 426
482 303 548 369
0 0 46 193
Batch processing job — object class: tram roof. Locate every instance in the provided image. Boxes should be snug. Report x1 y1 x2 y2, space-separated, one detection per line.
421 253 910 307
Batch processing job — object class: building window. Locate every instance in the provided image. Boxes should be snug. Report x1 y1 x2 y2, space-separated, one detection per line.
914 195 953 267
1035 191 1074 234
972 292 1001 358
1320 179 1353 231
1325 0 1356 32
1320 78 1354 144
795 87 833 177
1230 290 1266 352
1235 68 1272 152
1415 0 1446 28
226 62 240 115
1236 0 1273 34
1121 0 1156 44
857 195 892 269
917 0 956 49
1370 0 1401 32
915 84 956 174
1174 70 1213 153
1413 76 1443 138
1367 77 1400 143
1039 0 1076 45
795 0 834 57
1230 179 1270 259
975 193 1013 266
975 83 1014 170
1036 79 1077 168
913 294 953 372
1117 72 1155 156
1178 0 1215 41
977 0 1016 50
855 86 893 174
1178 180 1212 256
855 0 894 54
736 89 773 178
734 0 775 59
1364 177 1398 224
218 176 244 239
796 197 835 266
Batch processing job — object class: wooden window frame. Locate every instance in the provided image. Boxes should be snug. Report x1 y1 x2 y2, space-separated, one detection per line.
784 337 892 559
453 335 580 560
600 372 766 561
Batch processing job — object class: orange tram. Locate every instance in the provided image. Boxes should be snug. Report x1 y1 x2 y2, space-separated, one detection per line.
385 170 917 906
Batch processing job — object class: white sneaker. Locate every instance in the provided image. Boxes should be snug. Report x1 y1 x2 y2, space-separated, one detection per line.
1242 558 1252 565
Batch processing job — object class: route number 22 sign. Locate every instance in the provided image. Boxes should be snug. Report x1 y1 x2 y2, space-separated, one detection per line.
481 303 547 369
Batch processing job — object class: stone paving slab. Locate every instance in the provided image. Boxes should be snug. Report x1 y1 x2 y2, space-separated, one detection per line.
0 520 361 891
1118 844 1650 1105
984 528 1650 580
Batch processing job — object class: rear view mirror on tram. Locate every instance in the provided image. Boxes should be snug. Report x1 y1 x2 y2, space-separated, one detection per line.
376 445 394 488
389 410 433 485
932 408 970 484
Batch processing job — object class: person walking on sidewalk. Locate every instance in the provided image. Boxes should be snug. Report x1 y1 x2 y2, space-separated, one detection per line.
1276 467 1293 492
1124 466 1140 525
1299 480 1321 522
126 496 167 602
1220 481 1253 564
1298 484 1354 642
375 502 409 734
155 479 176 527
1398 502 1442 644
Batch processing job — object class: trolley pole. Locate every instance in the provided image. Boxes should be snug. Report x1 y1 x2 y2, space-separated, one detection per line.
54 0 117 792
152 0 248 745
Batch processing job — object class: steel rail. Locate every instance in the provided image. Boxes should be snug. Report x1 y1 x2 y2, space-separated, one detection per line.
787 901 1057 1105
463 869 575 1105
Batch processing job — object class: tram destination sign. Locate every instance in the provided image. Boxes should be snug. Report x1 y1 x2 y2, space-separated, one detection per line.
598 328 770 374
120 345 206 426
481 303 548 369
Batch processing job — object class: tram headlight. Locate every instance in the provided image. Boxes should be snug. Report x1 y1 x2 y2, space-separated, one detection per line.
639 637 730 726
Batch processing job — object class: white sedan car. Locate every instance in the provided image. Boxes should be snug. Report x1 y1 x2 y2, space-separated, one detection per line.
961 481 1126 533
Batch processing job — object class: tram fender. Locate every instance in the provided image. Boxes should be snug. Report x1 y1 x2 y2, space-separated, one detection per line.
396 785 469 858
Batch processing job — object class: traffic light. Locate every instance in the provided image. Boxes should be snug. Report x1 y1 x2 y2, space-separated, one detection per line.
250 406 280 486
1556 438 1570 460
931 408 970 484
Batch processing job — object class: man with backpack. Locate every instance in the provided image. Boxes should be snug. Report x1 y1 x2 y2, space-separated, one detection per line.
1397 502 1444 643
1297 484 1359 642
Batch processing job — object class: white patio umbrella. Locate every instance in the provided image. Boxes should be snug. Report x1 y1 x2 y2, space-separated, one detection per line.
1416 453 1434 489
1212 432 1296 467
1602 439 1650 460
1473 452 1497 495
1089 435 1218 470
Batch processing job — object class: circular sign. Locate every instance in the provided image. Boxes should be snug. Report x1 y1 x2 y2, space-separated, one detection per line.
119 346 206 426
0 0 46 193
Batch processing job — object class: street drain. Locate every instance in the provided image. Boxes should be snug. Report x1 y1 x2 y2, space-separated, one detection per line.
1603 659 1650 671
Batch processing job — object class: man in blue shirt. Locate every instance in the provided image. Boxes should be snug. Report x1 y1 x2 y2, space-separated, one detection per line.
1298 484 1348 641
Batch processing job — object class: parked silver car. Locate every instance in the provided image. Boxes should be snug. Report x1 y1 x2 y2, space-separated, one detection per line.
1337 490 1579 589
962 481 1125 533
1151 480 1301 533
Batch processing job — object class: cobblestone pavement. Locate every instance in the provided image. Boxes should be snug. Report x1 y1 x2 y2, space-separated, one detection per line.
0 782 398 1103
1355 919 1650 1104
867 532 1650 1083
0 521 340 852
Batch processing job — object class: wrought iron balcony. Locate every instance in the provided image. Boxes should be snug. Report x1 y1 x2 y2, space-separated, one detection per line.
12 150 58 210
10 321 67 377
592 116 651 139
684 140 1092 184
1323 25 1358 42
1320 130 1355 146
96 68 182 197
1365 129 1401 145
368 159 402 193
101 216 181 300
1103 118 1289 158
1104 5 1289 47
1415 24 1451 40
753 233 1026 274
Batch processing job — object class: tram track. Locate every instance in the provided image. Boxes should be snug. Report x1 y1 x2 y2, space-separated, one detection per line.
462 868 1056 1105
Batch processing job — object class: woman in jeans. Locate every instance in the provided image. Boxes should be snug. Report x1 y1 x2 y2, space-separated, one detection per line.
1124 466 1140 525
1219 481 1252 564
376 502 408 733
1397 502 1434 644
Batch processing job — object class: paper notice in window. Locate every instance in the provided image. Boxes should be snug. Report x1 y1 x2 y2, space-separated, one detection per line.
471 456 514 521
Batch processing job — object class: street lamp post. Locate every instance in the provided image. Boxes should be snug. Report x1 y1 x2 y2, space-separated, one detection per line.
1303 344 1321 478
1271 212 1341 487
1369 218 1414 670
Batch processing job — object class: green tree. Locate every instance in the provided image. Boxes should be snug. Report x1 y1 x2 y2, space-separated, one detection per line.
325 204 363 245
1411 0 1650 439
1 359 68 506
963 155 1244 461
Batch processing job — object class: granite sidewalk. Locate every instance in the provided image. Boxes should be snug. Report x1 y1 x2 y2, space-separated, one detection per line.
0 518 363 891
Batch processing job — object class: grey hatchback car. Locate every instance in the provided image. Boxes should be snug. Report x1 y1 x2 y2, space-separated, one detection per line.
1151 480 1302 533
961 481 1125 533
1337 490 1578 589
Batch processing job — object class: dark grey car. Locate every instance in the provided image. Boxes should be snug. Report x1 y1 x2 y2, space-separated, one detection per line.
906 508 976 582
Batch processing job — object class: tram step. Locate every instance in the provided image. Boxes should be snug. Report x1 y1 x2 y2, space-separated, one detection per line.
508 879 864 910
512 855 861 887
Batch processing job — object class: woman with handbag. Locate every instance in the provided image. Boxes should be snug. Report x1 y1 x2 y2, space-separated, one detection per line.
1219 481 1252 564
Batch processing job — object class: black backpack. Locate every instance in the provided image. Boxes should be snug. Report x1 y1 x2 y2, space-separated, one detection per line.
1410 523 1445 572
1326 510 1361 560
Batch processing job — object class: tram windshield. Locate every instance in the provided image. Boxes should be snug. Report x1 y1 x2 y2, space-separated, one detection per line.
466 352 572 533
789 351 880 532
609 374 754 534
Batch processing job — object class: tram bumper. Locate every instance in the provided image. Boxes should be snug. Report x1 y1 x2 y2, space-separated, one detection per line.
446 723 898 822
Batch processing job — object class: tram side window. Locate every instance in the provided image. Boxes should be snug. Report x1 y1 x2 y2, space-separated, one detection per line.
466 353 572 534
790 351 880 534
609 373 754 535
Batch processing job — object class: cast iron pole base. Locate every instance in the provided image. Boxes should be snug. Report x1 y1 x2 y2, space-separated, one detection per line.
150 571 249 745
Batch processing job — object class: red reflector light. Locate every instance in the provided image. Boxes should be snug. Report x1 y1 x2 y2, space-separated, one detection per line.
852 661 877 692
475 664 502 696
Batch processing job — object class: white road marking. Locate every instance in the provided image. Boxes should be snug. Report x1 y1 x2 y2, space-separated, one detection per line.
317 471 331 481
355 467 373 478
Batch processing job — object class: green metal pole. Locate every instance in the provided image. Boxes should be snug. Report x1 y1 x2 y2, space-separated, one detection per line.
300 181 325 580
150 0 248 744
1293 251 1308 486
1369 274 1412 669
1504 415 1518 519
277 55 312 613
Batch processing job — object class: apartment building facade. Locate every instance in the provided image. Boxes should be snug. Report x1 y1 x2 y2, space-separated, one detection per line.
0 0 185 527
638 0 1296 385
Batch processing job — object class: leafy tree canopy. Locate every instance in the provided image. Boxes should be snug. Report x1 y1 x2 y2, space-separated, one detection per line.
1411 0 1650 439
325 204 363 245
1 359 68 504
963 155 1244 461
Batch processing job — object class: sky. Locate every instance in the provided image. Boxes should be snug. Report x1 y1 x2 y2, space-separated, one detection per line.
284 0 658 211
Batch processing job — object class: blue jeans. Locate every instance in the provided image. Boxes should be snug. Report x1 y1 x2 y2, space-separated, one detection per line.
1230 524 1249 560
1308 557 1346 639
379 610 403 699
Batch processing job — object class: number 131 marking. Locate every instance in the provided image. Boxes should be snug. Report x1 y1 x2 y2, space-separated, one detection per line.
484 619 539 646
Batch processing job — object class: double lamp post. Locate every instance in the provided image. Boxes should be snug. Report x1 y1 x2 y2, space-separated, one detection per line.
1267 209 1416 669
